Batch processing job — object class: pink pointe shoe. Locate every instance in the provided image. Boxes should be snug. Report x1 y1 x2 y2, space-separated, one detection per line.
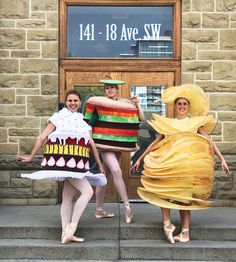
163 220 176 244
124 202 133 224
173 228 190 243
61 223 84 244
95 207 115 218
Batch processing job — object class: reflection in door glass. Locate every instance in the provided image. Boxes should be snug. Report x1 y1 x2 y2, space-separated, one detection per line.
74 85 105 174
130 85 166 177
74 85 104 114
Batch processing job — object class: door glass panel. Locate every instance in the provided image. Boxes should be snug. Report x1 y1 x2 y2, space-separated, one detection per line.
67 6 173 58
130 85 166 177
74 84 105 174
73 84 104 114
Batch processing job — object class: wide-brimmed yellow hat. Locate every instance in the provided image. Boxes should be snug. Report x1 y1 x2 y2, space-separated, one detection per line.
161 84 209 116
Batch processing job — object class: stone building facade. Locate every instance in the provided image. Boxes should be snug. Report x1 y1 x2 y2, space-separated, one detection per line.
0 0 235 205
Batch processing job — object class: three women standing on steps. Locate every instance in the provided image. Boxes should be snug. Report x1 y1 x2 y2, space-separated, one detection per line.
18 83 230 245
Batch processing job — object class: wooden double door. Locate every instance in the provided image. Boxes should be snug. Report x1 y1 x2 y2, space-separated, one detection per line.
64 71 175 202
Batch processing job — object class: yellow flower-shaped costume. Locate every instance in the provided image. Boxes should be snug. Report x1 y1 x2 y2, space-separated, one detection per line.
137 114 217 210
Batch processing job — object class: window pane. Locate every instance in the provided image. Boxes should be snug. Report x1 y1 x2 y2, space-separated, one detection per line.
68 6 173 58
130 85 166 177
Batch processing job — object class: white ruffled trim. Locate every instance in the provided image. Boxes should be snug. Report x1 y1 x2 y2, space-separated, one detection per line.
48 108 91 135
21 170 107 187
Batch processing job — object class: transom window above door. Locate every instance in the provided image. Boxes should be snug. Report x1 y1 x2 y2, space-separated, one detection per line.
67 6 173 58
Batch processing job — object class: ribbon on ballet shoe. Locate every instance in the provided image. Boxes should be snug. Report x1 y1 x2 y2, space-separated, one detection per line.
173 228 190 243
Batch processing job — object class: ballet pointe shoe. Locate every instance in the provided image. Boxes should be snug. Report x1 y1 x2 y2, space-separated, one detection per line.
163 220 176 244
61 231 84 243
70 235 84 243
95 207 115 218
61 223 84 244
124 202 133 224
173 228 190 243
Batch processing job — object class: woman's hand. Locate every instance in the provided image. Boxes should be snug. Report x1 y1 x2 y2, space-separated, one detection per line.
131 159 141 173
98 164 106 175
221 159 231 176
129 96 140 106
129 96 145 121
16 155 33 163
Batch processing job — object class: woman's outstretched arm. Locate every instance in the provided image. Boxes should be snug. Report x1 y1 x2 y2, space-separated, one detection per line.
131 133 164 173
89 137 105 174
198 127 231 176
16 122 55 162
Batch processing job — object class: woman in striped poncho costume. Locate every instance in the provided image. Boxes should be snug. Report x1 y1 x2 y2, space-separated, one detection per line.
85 79 145 223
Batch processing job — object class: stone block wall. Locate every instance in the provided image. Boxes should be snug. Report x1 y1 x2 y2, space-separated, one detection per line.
0 0 59 204
0 0 235 205
182 0 236 206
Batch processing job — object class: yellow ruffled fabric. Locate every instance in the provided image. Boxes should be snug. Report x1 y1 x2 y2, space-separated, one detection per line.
137 115 217 210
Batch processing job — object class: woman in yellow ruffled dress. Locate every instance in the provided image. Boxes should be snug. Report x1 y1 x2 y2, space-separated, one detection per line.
132 84 230 244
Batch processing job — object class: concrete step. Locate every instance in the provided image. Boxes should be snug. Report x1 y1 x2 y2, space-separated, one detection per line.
120 204 236 241
0 225 119 240
0 204 119 240
1 224 235 242
0 260 114 262
0 239 119 260
0 239 235 261
0 205 236 241
0 261 231 262
120 239 236 261
0 204 236 261
120 224 236 241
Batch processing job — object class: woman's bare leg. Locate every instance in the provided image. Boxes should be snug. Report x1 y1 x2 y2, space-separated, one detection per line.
96 185 107 208
101 152 129 203
95 164 115 218
96 152 133 222
161 207 171 222
60 180 76 230
178 210 190 240
61 178 93 244
68 178 93 225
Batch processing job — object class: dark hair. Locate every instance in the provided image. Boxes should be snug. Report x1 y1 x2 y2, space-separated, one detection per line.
104 84 118 90
174 97 190 105
64 90 81 103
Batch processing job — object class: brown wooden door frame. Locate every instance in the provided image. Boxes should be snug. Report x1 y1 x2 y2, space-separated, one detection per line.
119 72 175 200
59 0 182 100
58 0 181 202
61 71 176 202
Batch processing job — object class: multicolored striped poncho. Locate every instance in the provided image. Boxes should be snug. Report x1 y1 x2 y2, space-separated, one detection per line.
85 96 140 152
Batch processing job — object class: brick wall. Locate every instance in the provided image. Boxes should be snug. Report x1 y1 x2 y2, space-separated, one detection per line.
0 0 235 205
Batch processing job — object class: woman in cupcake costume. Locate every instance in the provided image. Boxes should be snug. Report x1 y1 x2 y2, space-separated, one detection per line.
132 84 230 244
17 90 106 244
